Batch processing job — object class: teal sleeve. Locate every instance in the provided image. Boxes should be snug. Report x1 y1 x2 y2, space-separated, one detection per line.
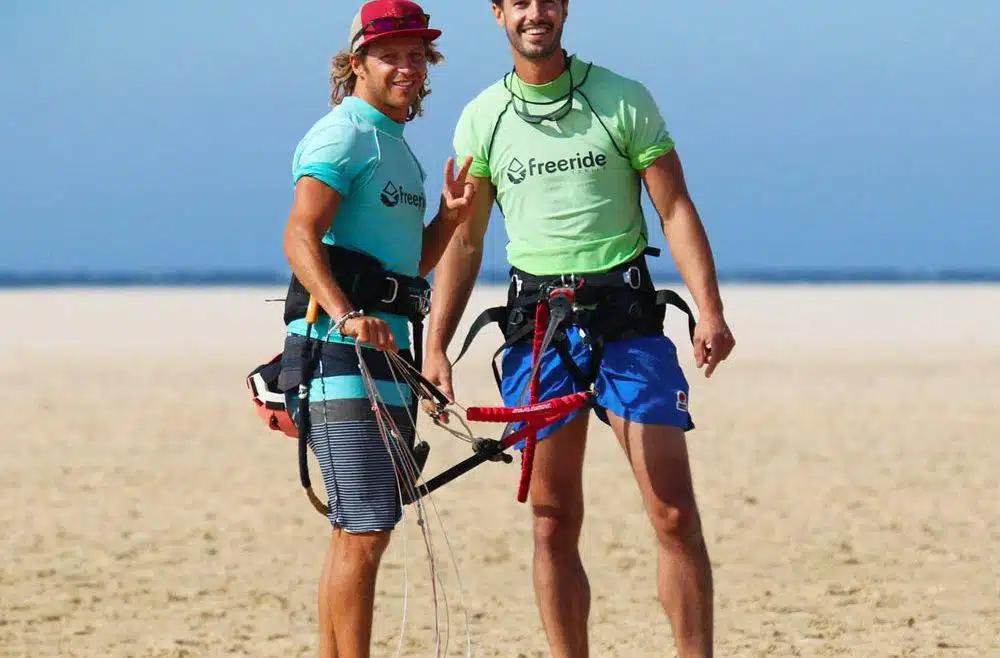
623 82 675 170
293 122 374 195
453 101 492 179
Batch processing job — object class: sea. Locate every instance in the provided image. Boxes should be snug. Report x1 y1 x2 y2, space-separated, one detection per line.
2 267 999 289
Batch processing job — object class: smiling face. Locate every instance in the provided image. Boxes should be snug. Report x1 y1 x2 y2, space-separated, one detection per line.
352 35 429 121
492 0 568 61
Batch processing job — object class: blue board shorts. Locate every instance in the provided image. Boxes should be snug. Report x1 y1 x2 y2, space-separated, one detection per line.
500 327 694 447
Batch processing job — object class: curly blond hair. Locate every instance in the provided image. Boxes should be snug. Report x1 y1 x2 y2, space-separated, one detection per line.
329 42 444 122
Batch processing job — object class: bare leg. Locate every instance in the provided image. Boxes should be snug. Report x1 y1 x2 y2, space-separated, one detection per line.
318 535 339 658
608 414 713 658
529 411 591 658
319 528 392 658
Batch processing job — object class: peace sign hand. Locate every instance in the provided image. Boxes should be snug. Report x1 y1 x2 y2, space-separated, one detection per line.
440 156 474 224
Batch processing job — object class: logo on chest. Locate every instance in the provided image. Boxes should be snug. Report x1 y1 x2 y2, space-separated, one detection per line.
380 181 426 210
505 150 608 185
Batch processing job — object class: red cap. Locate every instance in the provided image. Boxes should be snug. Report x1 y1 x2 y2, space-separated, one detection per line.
349 0 442 53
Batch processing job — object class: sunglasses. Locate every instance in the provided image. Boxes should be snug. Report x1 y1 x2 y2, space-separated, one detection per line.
507 55 575 124
352 13 430 46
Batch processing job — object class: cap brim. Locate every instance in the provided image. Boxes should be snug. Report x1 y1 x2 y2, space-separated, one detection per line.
355 27 442 51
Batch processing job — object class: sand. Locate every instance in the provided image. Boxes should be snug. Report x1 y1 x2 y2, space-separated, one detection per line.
1 284 998 657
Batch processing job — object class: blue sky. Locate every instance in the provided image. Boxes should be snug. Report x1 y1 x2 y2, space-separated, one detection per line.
1 1 997 276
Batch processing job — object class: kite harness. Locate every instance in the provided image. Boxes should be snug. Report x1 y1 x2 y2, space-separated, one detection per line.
451 246 697 417
246 244 594 512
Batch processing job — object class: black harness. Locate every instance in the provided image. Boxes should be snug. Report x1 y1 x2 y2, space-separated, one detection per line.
452 247 697 423
283 243 432 370
278 244 434 514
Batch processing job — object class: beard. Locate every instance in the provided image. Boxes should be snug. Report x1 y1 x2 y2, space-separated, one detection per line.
382 81 421 111
506 21 564 60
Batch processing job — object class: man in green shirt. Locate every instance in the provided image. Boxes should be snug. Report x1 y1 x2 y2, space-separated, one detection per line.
424 1 735 656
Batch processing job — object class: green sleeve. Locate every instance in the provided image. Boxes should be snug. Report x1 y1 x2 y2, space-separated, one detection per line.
453 100 492 179
622 81 675 170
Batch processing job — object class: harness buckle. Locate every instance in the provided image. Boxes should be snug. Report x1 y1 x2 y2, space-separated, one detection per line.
380 277 400 304
411 287 432 316
623 266 642 290
547 286 576 321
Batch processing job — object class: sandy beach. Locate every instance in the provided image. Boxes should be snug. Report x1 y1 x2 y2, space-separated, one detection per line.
1 283 998 657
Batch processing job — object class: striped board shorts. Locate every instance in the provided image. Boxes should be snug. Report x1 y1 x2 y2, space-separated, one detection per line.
279 334 417 533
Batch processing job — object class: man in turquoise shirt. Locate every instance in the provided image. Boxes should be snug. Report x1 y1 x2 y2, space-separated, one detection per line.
424 1 736 656
279 2 472 656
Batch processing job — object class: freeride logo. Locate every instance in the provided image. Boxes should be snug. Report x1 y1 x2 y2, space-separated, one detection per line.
507 158 527 184
380 181 426 210
506 150 608 185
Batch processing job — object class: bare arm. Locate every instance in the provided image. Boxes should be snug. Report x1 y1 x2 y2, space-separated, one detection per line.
641 149 735 376
282 176 397 350
641 149 724 319
420 210 459 278
425 175 495 357
282 176 354 320
419 157 474 277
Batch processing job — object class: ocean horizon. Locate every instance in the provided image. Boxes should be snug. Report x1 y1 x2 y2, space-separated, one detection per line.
2 267 999 289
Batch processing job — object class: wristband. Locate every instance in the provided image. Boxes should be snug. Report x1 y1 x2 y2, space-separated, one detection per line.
333 309 363 334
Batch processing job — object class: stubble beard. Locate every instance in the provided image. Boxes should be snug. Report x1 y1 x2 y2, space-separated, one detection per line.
373 77 422 118
507 23 564 61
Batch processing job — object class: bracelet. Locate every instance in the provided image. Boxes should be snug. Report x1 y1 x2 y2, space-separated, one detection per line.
333 309 363 334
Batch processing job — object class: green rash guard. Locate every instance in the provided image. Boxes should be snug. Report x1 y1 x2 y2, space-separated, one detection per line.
452 54 676 276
